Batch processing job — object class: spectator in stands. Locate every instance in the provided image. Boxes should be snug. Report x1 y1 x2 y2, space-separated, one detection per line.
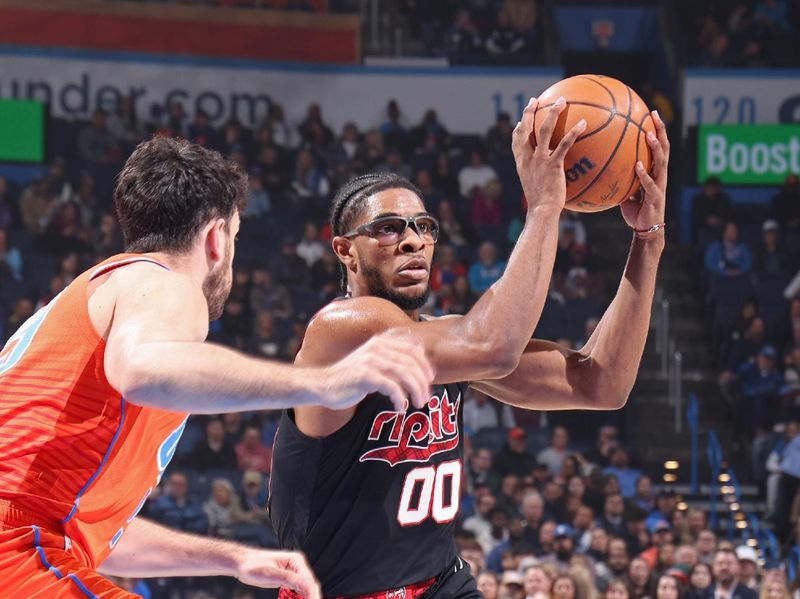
271 236 310 288
603 447 642 498
107 96 144 146
469 240 505 294
705 222 753 277
241 168 271 219
219 117 251 159
291 148 330 199
640 520 673 569
485 9 527 60
264 103 293 149
631 475 655 512
755 220 793 277
692 177 733 248
432 151 460 200
249 266 292 320
310 249 340 301
733 345 784 432
92 213 124 258
245 309 284 359
3 297 34 342
648 490 677 532
494 428 538 478
478 571 500 599
484 116 513 169
655 575 681 599
686 509 708 542
721 316 768 376
379 99 408 153
588 425 620 468
464 388 515 432
166 101 189 139
258 145 290 194
760 578 791 599
709 548 759 599
296 221 325 268
606 537 631 580
688 562 714 599
697 32 735 67
466 452 494 494
437 199 472 251
519 491 546 546
627 557 654 599
0 176 16 230
19 178 55 235
187 109 217 149
502 570 526 599
327 122 365 173
0 228 22 282
736 545 760 590
597 493 628 541
522 564 553 599
234 425 272 473
551 574 579 599
604 579 630 599
377 148 413 181
430 243 466 293
203 478 246 539
78 109 119 164
771 175 800 233
770 424 800 539
298 103 334 150
537 427 571 474
147 472 209 534
472 179 504 239
190 417 238 471
696 530 718 565
239 469 269 524
459 149 499 199
675 544 700 571
445 9 484 63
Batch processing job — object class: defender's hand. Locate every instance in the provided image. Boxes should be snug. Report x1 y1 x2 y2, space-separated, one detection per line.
236 550 321 599
512 96 586 213
621 110 669 233
320 332 435 412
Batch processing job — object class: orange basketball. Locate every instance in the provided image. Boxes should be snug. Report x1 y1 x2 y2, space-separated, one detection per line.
532 74 656 213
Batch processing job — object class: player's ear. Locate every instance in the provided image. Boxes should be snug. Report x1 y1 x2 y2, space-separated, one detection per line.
204 218 227 263
331 236 357 274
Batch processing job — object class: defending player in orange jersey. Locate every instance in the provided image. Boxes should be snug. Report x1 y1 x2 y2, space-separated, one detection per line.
0 137 435 599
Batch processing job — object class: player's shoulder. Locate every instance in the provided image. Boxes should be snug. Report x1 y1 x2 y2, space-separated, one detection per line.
298 296 410 366
107 260 207 317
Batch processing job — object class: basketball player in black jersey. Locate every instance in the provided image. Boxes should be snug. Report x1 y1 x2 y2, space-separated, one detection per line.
270 98 669 597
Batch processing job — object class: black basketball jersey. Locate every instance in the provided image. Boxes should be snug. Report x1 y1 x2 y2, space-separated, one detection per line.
269 381 468 596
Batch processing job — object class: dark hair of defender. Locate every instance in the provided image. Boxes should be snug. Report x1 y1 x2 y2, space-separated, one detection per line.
114 136 247 254
330 172 423 291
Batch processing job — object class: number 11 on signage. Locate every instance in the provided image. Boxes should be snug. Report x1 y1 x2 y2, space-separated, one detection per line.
492 93 529 120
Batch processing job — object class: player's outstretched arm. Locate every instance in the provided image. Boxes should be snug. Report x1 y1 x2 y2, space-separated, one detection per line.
103 267 434 413
99 518 321 598
471 110 668 410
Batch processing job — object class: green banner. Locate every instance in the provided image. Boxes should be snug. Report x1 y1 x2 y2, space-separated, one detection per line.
698 124 800 185
0 99 44 163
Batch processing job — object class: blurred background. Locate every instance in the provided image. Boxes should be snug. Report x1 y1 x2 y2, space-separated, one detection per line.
1 0 800 597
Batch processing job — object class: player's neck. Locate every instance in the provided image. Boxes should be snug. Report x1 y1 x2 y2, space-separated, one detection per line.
345 288 421 321
139 251 207 288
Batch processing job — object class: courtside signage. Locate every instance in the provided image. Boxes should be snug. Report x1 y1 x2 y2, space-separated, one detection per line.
697 124 800 185
683 69 800 136
0 47 561 135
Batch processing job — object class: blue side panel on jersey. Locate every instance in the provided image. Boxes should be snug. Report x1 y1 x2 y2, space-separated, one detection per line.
61 399 127 524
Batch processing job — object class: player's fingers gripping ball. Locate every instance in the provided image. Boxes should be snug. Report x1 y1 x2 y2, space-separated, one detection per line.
532 74 656 213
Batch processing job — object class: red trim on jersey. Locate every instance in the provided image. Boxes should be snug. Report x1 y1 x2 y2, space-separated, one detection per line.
278 576 435 599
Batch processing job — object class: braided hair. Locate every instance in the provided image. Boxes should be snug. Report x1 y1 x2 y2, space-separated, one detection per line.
330 172 423 291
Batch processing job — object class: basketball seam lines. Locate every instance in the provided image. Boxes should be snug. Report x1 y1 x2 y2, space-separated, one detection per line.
538 101 649 135
569 84 634 205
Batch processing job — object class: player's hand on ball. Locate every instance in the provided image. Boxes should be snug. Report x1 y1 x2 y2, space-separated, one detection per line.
512 96 586 213
322 332 435 412
621 110 669 232
236 549 321 599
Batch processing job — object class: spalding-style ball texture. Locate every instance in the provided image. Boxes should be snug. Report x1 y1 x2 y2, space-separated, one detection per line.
532 74 656 213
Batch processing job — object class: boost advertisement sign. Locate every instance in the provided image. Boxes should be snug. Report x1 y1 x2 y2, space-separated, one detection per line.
697 124 800 185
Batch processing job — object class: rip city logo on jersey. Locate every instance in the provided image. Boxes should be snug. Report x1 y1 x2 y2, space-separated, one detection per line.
359 390 461 466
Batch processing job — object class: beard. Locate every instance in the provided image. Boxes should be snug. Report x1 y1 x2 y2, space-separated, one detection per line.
203 244 233 321
360 261 430 311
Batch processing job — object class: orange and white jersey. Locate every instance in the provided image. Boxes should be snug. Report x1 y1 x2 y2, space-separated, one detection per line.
0 254 189 568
